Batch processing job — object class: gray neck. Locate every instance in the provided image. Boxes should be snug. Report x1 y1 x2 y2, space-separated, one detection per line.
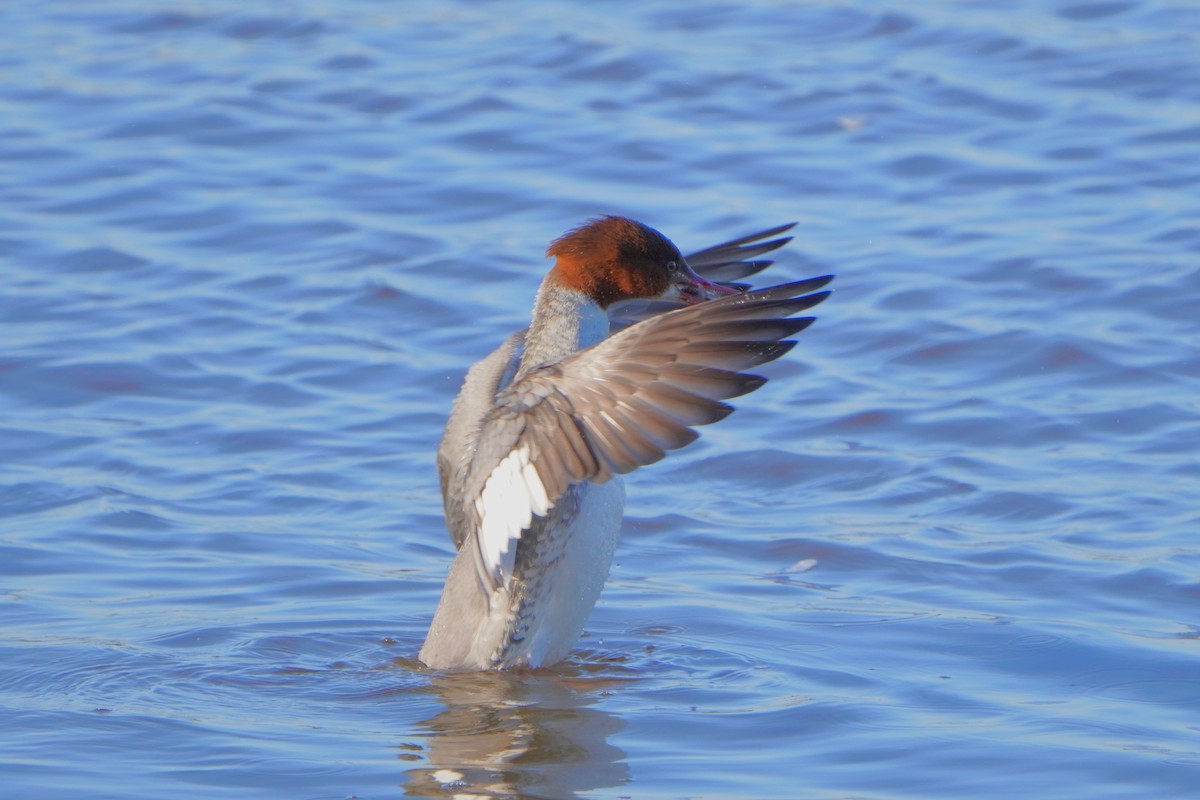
518 280 609 378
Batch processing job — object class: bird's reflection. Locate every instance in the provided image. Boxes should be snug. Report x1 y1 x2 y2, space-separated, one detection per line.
405 665 630 799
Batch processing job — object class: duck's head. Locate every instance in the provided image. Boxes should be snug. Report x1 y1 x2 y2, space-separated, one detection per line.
546 216 738 309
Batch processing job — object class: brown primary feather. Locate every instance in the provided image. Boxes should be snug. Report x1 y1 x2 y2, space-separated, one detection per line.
684 222 797 266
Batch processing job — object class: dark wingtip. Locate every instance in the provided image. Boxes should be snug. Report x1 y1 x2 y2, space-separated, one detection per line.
711 276 834 309
790 275 834 293
752 339 798 365
791 290 832 313
751 222 797 240
710 401 736 424
789 317 817 334
759 277 834 302
740 373 768 394
685 222 800 263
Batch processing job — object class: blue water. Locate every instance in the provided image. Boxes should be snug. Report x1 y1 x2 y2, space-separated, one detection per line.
3 1 1199 797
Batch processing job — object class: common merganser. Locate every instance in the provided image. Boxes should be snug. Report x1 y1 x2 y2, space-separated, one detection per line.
420 217 832 671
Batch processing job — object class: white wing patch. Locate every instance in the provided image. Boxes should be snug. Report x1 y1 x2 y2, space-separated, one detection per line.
475 444 554 586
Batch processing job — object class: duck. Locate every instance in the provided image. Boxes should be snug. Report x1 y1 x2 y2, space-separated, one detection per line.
419 216 832 670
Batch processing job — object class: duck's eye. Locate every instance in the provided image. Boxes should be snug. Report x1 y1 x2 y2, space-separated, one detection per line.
666 261 679 273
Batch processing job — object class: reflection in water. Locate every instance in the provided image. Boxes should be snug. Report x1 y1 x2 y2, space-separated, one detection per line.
406 669 630 799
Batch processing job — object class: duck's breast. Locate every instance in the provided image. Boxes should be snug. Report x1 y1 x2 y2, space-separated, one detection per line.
472 476 626 669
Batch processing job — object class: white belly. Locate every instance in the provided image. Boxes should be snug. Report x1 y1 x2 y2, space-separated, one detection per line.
470 477 625 668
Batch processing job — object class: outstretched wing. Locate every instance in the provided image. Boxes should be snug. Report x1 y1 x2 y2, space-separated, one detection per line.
459 276 833 592
686 221 797 286
609 222 797 330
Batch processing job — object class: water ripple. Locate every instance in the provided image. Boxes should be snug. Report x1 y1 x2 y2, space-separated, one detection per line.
3 1 1198 798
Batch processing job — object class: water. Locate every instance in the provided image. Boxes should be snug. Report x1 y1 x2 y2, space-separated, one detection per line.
2 1 1198 797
